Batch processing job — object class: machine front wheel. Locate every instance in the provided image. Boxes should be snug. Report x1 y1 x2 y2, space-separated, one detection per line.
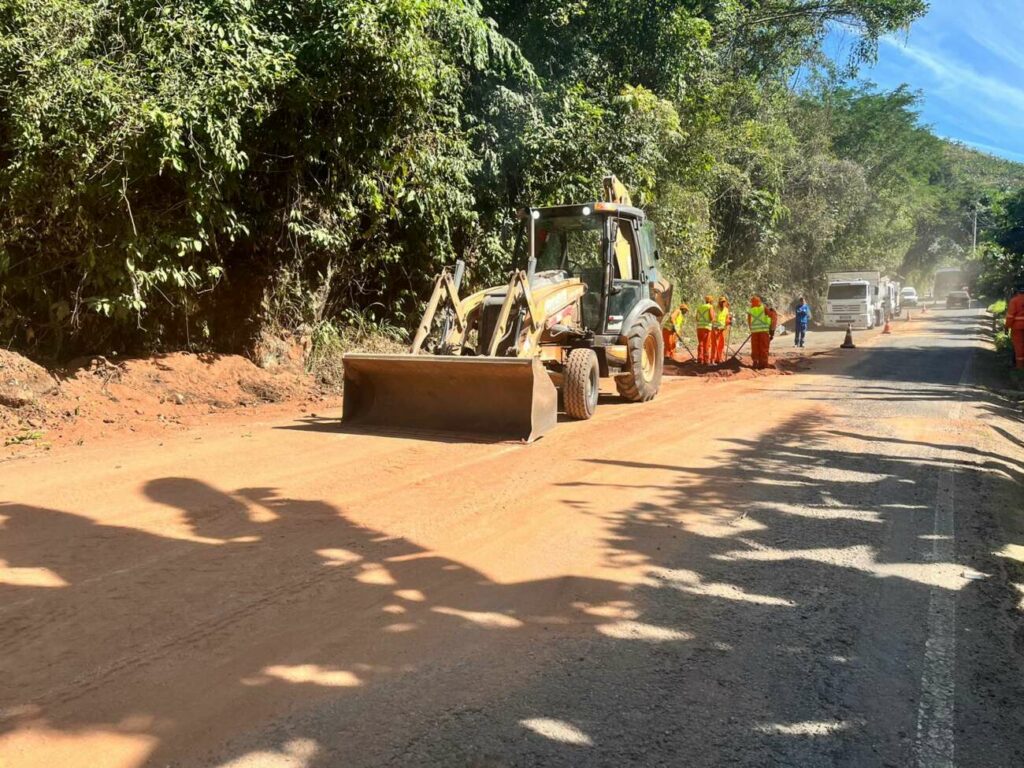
615 313 663 402
564 348 600 420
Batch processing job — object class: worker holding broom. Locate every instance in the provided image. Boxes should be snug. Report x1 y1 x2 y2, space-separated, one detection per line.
747 296 772 369
711 296 731 364
696 295 715 364
663 303 689 359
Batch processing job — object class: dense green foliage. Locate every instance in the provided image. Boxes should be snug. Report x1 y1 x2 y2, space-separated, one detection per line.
973 187 1024 298
1 0 1020 355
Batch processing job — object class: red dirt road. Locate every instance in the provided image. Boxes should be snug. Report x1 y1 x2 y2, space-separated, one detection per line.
2 313 1023 767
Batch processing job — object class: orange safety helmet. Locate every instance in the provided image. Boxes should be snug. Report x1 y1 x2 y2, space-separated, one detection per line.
750 296 762 307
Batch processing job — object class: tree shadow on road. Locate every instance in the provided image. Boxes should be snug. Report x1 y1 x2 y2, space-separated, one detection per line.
1 477 641 766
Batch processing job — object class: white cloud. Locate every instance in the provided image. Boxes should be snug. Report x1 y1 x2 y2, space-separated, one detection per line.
882 37 1024 117
958 2 1024 75
877 34 1024 155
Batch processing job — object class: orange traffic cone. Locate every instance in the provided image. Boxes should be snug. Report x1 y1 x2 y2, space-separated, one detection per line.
841 323 856 349
882 318 892 334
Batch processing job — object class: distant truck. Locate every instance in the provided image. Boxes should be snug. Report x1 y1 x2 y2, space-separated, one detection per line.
824 271 894 329
933 267 965 305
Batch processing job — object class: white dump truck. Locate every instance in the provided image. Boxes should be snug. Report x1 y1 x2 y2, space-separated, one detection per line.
824 271 893 329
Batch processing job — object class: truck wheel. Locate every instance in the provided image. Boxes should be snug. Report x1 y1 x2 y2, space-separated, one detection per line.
615 314 663 402
564 348 599 420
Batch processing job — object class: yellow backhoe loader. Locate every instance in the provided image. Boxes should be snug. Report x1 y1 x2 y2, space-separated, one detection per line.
342 177 673 441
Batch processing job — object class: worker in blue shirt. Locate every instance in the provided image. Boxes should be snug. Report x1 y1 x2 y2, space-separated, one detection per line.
794 297 811 348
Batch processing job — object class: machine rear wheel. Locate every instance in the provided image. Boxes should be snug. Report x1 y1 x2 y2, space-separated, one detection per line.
615 313 663 402
564 348 599 420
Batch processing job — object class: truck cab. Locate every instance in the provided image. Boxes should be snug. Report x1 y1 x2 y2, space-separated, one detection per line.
825 280 875 329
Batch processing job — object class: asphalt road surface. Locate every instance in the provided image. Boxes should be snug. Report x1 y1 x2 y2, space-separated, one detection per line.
2 308 1022 767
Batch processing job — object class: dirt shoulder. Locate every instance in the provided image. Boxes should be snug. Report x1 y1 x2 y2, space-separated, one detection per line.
1 349 338 459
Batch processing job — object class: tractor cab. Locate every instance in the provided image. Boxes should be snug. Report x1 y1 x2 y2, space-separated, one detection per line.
522 202 671 336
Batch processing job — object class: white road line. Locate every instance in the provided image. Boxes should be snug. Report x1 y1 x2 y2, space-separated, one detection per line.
914 355 973 768
915 470 957 768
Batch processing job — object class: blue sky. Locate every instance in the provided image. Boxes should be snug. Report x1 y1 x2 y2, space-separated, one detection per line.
826 0 1024 162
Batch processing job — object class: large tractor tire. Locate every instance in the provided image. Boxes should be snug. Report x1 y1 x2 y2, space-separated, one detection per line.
564 348 600 420
615 313 663 402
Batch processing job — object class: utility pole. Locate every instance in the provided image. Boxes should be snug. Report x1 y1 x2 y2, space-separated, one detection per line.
972 203 978 258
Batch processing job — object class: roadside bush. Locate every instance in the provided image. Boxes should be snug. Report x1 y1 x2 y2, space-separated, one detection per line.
0 0 292 353
0 0 532 356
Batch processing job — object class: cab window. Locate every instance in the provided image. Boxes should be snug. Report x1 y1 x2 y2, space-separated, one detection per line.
533 216 604 275
612 219 640 281
639 222 657 268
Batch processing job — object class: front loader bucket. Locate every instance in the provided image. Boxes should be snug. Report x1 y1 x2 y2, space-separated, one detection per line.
342 354 558 442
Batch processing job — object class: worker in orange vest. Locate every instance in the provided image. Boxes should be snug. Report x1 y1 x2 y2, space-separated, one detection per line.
711 296 731 364
663 303 689 359
696 295 715 364
747 296 771 369
1007 282 1024 369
